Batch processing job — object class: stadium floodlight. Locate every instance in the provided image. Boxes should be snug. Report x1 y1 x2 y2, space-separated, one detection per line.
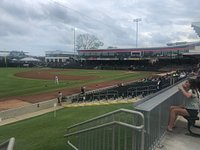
74 28 76 55
133 18 142 48
71 27 76 55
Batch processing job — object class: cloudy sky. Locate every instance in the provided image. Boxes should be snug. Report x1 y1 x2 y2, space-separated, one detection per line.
0 0 200 56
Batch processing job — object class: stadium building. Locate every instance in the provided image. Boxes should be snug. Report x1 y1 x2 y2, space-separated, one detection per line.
77 23 200 66
45 50 75 63
78 43 192 60
78 41 199 59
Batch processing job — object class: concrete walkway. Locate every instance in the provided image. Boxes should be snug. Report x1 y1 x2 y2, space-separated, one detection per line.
156 116 200 150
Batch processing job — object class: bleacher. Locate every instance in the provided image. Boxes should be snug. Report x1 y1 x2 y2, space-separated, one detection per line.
67 73 185 104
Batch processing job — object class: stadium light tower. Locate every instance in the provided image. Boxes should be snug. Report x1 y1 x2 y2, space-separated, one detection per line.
74 27 76 55
133 18 142 48
71 27 76 55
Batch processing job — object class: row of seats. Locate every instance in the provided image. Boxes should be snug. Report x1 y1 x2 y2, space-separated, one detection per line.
71 77 183 103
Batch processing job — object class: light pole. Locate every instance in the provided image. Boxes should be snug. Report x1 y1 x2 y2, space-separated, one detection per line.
133 18 142 48
4 55 7 67
73 27 76 55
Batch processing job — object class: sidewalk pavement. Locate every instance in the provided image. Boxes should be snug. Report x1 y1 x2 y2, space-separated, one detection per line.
156 116 200 150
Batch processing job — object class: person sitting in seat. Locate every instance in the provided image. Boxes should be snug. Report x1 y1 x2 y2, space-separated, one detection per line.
167 78 200 132
80 86 85 94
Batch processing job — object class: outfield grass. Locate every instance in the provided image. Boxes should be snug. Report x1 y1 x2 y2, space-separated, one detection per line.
0 68 155 99
0 103 133 150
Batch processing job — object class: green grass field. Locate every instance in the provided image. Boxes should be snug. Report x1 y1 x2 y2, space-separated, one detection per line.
0 68 155 99
0 68 152 149
0 103 133 150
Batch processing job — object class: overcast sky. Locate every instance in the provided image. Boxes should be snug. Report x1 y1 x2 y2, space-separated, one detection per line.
0 0 200 56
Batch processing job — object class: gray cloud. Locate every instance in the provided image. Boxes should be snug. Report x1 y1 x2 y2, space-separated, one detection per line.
0 0 199 56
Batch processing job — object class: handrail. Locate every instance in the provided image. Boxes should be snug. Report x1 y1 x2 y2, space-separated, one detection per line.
67 109 144 130
65 121 144 150
65 121 144 137
67 141 78 150
0 137 15 150
65 109 145 150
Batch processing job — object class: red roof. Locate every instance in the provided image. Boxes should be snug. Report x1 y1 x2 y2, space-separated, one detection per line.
78 45 192 53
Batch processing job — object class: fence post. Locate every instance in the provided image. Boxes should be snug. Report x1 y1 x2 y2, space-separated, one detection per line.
140 128 145 150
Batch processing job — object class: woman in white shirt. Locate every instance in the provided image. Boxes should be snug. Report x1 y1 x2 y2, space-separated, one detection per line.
167 78 200 132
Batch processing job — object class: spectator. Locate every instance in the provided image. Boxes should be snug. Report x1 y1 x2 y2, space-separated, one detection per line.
196 63 200 77
190 63 200 78
167 78 200 132
81 86 85 94
57 91 63 106
157 78 162 91
179 71 186 79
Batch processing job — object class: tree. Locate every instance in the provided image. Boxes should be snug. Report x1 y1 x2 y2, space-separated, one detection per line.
76 34 104 50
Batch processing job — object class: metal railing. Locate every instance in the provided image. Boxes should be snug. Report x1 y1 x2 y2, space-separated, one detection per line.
65 109 145 150
64 78 186 150
0 137 15 150
135 81 185 150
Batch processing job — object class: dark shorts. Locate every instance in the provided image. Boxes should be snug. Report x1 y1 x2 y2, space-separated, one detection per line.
186 109 198 117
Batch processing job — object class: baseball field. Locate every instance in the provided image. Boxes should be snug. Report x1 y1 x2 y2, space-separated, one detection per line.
0 67 157 150
0 68 155 110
